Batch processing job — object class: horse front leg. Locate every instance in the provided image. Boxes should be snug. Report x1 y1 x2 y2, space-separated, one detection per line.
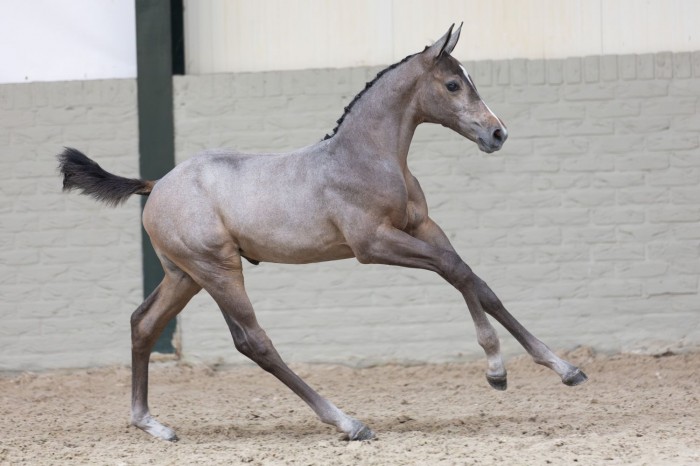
351 222 588 386
471 276 588 386
412 218 507 390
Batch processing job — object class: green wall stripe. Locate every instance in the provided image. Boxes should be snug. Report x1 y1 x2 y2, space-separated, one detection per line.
135 0 177 353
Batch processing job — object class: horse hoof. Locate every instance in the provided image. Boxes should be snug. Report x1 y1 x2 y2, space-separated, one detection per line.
132 416 179 442
562 368 589 386
486 374 508 391
347 424 376 441
162 431 179 442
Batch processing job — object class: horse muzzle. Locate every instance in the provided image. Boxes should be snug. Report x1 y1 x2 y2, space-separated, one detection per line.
477 125 508 153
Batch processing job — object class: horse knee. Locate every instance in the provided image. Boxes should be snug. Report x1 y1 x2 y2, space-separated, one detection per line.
439 250 474 287
477 280 503 313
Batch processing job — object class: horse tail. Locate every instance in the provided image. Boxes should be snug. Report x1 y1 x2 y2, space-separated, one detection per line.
57 147 155 206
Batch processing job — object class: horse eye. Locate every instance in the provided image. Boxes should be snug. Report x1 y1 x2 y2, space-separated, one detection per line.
446 81 460 92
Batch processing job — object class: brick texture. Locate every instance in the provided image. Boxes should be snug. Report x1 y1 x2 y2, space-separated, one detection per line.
0 80 142 371
1 51 699 370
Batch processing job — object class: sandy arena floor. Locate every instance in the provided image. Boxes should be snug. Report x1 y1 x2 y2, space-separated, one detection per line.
1 348 699 465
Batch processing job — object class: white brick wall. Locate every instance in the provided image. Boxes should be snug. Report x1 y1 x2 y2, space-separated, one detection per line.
0 80 142 371
1 52 699 371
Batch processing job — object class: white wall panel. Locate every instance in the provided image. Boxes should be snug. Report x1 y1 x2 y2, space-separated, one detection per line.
601 0 700 55
185 0 700 73
185 0 394 73
0 0 136 83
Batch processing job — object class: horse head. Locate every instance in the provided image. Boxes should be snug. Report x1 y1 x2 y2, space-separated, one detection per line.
415 24 508 153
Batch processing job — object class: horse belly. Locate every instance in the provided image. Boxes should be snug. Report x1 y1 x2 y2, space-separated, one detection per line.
235 227 355 264
225 205 355 264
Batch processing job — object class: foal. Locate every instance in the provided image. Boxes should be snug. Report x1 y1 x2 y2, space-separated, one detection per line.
58 24 587 442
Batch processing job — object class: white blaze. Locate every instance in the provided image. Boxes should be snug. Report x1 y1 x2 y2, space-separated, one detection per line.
459 64 475 88
459 64 499 120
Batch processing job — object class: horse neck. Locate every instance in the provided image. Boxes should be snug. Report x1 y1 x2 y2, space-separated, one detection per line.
330 62 423 170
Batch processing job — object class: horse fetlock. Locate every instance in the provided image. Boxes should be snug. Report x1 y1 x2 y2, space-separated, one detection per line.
477 329 500 352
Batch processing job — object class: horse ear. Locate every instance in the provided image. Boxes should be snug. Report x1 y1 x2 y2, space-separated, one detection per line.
424 24 455 61
442 22 462 56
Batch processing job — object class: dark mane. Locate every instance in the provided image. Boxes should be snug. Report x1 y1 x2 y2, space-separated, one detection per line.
323 50 424 140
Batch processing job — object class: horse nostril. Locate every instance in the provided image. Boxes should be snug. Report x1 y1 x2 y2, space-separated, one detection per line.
492 128 505 143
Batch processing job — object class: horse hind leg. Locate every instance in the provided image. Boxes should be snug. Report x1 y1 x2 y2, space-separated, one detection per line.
195 265 374 441
130 259 201 441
